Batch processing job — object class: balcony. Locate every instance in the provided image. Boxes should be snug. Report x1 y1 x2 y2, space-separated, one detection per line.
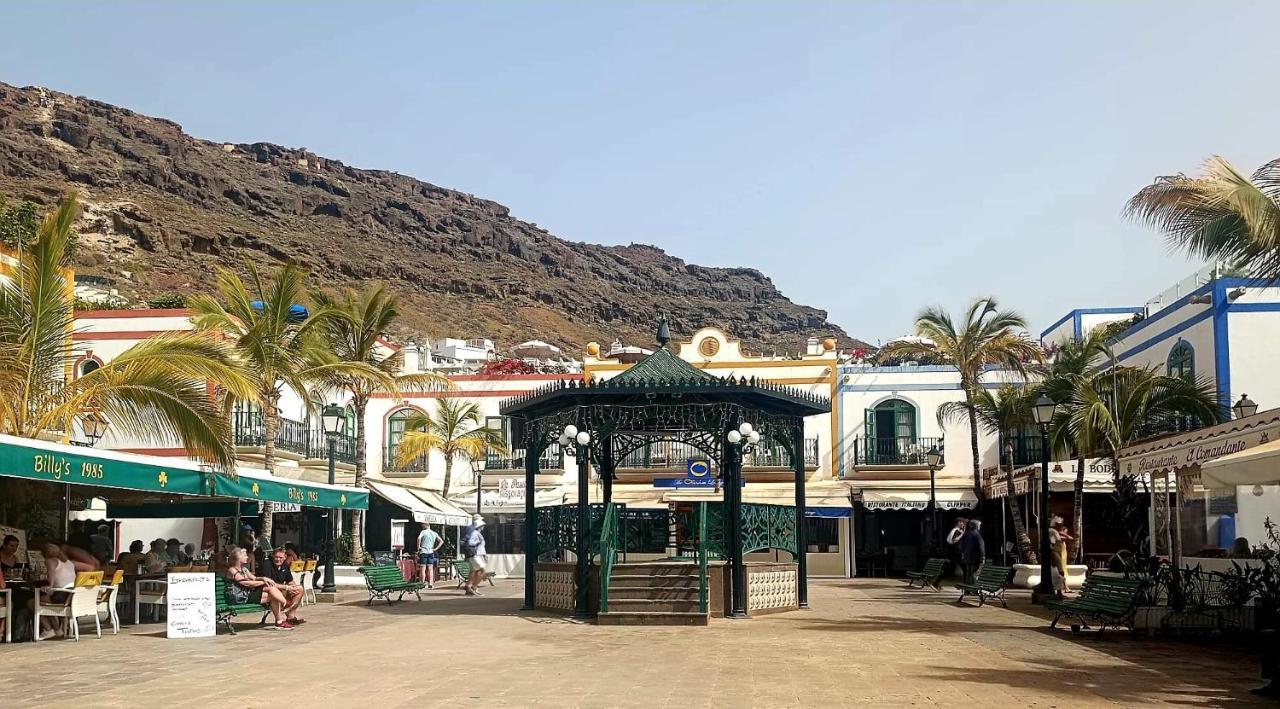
616 437 819 469
1008 436 1043 467
485 445 564 471
852 436 944 466
232 409 357 464
383 446 429 473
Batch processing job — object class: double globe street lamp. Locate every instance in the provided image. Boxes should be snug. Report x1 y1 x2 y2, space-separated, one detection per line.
723 421 758 618
559 423 594 617
1030 393 1059 604
319 402 345 595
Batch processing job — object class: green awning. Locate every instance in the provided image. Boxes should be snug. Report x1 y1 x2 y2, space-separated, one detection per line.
106 500 260 519
0 434 208 496
210 471 368 510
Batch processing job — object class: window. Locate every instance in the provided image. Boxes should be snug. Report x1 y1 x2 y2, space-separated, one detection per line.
386 408 417 460
79 359 100 377
1167 341 1195 380
479 513 525 554
867 398 917 442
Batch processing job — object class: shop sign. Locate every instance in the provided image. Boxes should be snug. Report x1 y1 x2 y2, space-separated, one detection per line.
0 438 206 495
1121 421 1280 477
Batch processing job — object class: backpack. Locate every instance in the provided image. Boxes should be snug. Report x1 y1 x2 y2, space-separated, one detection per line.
460 527 478 557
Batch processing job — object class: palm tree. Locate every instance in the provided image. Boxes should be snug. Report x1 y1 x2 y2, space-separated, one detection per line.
1127 156 1280 280
1041 330 1110 561
189 261 370 542
1062 365 1222 550
879 297 1042 499
312 284 451 563
940 385 1037 563
394 398 507 498
0 195 253 467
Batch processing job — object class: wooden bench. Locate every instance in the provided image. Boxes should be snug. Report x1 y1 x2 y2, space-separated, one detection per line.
357 565 425 605
1047 574 1145 637
905 558 947 590
215 576 269 634
956 565 1012 607
452 560 496 588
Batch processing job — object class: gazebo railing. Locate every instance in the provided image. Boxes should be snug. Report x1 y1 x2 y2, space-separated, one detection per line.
616 437 819 469
697 501 709 614
597 504 620 613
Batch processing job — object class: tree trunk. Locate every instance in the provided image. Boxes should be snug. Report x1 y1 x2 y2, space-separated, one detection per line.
442 449 453 498
965 394 984 501
348 396 368 564
259 393 278 546
1004 437 1037 564
1073 454 1086 563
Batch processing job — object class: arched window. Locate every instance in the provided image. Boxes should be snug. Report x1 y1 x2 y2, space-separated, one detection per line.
1167 341 1195 380
868 398 917 442
342 406 356 438
79 359 101 377
386 408 417 461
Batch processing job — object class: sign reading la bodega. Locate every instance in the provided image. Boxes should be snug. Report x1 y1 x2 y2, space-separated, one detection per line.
0 435 206 495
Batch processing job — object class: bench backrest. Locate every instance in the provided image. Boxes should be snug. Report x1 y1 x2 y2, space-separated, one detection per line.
214 575 230 611
976 565 1012 589
358 565 407 586
920 558 946 575
453 560 472 575
1077 575 1144 612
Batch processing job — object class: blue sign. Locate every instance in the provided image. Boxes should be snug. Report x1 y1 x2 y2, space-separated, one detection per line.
653 458 740 488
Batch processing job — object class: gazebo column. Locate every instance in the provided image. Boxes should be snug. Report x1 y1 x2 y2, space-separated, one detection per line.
601 434 615 508
521 432 541 612
725 433 748 619
573 415 592 618
792 425 809 608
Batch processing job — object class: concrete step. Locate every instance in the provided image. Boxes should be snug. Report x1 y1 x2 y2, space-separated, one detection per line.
607 598 704 613
607 586 700 600
597 611 709 626
610 563 700 577
609 575 699 589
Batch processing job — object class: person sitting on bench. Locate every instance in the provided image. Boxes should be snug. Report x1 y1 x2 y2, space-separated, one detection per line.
264 548 306 624
225 546 297 631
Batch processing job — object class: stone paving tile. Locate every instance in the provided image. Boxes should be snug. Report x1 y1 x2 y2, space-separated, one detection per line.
0 579 1270 707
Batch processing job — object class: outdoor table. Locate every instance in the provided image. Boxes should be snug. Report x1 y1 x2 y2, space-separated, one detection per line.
122 572 167 625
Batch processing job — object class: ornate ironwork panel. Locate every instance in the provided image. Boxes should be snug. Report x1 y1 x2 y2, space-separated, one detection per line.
741 503 798 555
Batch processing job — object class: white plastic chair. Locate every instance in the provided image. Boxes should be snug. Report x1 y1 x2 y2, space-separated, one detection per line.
290 561 309 606
0 588 11 643
97 570 124 634
34 586 101 641
302 559 317 604
134 579 169 622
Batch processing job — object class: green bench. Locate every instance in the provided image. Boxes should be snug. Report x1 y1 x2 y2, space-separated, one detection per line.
215 575 270 634
905 558 947 590
1047 574 1145 637
956 565 1013 607
357 564 425 605
452 560 496 589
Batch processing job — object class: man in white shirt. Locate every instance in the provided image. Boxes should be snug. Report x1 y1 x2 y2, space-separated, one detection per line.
415 523 443 588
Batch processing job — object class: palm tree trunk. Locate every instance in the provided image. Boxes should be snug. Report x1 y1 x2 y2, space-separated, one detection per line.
1073 454 1085 563
442 450 453 498
348 396 368 564
1003 437 1037 564
965 394 984 501
260 394 277 545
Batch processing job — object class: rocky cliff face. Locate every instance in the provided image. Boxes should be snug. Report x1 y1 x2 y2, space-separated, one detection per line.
0 82 860 352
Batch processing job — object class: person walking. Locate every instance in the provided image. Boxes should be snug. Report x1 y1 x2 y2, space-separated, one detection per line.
1049 517 1074 595
415 523 443 588
959 519 985 586
945 518 966 577
461 515 488 596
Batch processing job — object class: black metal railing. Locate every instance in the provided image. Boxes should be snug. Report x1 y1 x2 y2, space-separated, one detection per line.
852 436 944 466
383 445 429 472
1008 435 1042 466
485 445 563 471
615 437 819 469
232 408 357 464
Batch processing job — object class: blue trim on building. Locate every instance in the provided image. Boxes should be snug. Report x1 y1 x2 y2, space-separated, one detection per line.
1115 309 1213 362
1072 312 1083 341
1040 311 1077 342
1224 303 1280 313
1039 307 1143 342
839 382 1014 393
1213 280 1232 419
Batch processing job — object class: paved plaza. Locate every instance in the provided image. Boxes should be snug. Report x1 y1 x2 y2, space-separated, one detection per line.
0 578 1269 708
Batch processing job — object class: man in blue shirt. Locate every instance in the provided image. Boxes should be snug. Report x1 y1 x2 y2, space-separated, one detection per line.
462 515 487 596
415 523 443 588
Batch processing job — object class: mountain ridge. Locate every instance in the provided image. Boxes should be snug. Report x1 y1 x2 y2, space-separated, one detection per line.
0 81 864 354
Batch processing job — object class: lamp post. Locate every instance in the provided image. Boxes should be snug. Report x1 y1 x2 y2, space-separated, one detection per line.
725 421 760 619
320 402 344 594
926 446 943 552
1030 393 1058 604
471 457 486 514
559 423 592 618
1234 394 1259 420
79 410 109 447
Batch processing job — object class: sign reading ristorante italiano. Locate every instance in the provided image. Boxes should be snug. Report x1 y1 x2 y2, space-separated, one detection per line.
0 435 206 495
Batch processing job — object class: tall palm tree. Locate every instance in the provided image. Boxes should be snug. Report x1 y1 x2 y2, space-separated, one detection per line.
879 297 1042 499
940 385 1037 563
394 398 507 498
1127 156 1280 280
1041 329 1110 561
0 195 254 467
312 284 451 563
189 261 373 542
1062 365 1222 550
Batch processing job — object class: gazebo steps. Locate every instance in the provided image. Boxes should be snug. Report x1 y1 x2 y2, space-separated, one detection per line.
609 575 699 589
597 611 709 626
607 598 703 613
607 586 699 600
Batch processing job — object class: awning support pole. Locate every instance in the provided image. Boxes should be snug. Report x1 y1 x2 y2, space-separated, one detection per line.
793 425 808 608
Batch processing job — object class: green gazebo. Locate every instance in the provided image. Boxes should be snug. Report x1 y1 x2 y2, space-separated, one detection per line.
500 320 830 620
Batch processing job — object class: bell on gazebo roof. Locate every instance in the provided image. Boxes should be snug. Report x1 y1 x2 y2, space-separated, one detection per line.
656 316 671 348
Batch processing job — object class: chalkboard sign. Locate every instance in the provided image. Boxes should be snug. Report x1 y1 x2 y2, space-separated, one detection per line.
166 573 216 639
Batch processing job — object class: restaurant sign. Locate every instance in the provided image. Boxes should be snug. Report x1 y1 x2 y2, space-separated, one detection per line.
0 437 206 495
1120 416 1280 477
212 473 368 510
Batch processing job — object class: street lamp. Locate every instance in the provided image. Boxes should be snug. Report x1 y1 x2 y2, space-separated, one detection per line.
1030 393 1058 604
723 421 759 619
79 410 109 447
1234 394 1259 420
471 457 486 515
320 402 344 594
559 423 593 617
926 445 943 552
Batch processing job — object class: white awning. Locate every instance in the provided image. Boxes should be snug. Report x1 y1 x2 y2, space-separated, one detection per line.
1117 409 1280 476
1202 438 1280 488
859 489 978 511
367 481 471 526
985 458 1117 499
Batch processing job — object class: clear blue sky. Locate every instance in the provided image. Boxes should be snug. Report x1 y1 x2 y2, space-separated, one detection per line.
3 1 1279 343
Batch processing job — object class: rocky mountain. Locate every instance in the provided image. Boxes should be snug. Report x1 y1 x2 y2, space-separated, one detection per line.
0 81 861 354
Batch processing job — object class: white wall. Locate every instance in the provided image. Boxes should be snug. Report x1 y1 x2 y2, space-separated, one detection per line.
1113 305 1217 385
1235 484 1280 546
1227 285 1280 411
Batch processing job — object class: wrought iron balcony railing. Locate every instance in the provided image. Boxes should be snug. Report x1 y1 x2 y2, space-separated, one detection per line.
232 409 357 464
383 445 429 473
614 437 819 469
485 445 564 471
852 436 944 466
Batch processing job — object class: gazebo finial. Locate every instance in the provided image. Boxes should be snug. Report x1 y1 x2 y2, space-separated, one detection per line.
656 315 671 349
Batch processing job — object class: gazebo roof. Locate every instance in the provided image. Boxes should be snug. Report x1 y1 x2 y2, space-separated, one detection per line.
610 347 716 386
